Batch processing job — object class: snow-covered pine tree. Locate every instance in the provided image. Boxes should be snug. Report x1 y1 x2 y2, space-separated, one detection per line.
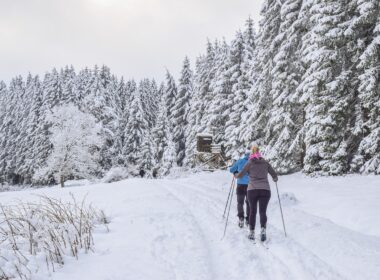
160 133 177 176
0 81 8 183
184 56 206 167
60 65 77 105
112 78 127 167
138 79 159 129
350 1 380 174
33 104 102 187
134 79 159 172
264 0 305 174
0 81 6 121
2 76 26 184
184 48 215 167
207 39 231 147
83 65 118 171
164 71 177 119
240 1 282 154
0 82 6 135
140 133 155 176
151 85 169 169
298 0 353 175
149 79 160 126
23 75 48 183
42 68 62 110
172 57 193 166
12 74 34 182
239 18 256 137
224 31 251 159
193 40 217 133
115 79 137 165
123 79 137 126
13 74 40 183
236 18 256 152
123 86 149 168
73 67 92 106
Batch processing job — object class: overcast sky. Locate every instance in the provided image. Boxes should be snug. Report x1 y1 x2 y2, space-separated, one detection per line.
0 0 263 84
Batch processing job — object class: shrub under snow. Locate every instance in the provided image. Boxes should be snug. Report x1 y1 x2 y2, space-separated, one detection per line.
102 167 129 183
0 195 108 280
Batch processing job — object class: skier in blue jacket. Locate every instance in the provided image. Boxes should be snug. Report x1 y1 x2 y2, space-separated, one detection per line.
229 147 251 228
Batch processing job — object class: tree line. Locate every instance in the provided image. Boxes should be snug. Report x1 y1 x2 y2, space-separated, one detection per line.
0 0 379 185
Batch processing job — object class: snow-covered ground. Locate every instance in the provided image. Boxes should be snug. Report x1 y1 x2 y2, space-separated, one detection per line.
0 171 379 280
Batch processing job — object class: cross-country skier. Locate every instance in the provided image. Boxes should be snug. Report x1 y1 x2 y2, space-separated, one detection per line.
229 147 251 228
235 145 278 242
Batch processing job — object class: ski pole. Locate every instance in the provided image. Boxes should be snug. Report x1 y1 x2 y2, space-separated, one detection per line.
275 182 287 237
222 177 236 239
223 176 235 218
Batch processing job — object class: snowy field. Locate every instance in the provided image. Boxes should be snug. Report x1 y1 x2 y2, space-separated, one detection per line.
0 171 379 280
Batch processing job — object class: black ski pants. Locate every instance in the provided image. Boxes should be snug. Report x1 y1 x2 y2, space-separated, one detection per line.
236 184 250 221
247 189 271 230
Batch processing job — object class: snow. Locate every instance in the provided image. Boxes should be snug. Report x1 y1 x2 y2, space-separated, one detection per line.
196 133 213 137
0 171 379 280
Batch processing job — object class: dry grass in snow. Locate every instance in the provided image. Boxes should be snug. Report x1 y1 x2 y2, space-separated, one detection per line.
0 194 108 280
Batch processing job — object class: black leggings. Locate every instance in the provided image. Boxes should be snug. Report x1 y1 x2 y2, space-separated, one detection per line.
247 189 271 230
236 184 250 220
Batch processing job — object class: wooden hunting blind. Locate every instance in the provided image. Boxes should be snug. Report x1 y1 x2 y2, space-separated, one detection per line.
195 133 228 170
197 133 213 153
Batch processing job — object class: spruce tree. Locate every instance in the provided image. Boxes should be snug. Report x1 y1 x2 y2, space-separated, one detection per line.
151 88 169 170
123 87 149 167
112 78 127 166
42 68 62 110
173 57 193 166
23 76 48 183
193 40 217 133
207 39 231 147
164 71 177 119
298 0 353 175
350 2 380 174
224 31 251 159
60 65 77 105
264 0 304 174
240 0 282 154
0 82 8 183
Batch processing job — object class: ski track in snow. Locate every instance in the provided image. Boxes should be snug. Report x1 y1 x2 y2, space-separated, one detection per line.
149 184 214 280
1 172 379 280
164 180 346 280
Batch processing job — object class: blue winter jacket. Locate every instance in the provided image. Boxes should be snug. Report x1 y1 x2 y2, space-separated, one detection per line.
229 154 249 185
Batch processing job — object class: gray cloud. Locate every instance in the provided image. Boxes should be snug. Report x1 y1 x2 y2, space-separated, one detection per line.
0 0 263 83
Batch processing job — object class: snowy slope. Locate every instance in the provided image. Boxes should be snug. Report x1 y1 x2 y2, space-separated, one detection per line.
0 172 379 280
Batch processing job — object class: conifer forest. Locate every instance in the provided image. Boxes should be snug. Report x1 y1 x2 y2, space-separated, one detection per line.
0 0 379 185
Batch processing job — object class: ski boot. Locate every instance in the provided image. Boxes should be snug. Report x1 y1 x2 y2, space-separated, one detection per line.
238 217 244 228
245 218 249 227
260 227 266 242
248 229 255 241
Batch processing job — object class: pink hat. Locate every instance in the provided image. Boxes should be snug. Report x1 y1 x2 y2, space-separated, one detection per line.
249 151 262 160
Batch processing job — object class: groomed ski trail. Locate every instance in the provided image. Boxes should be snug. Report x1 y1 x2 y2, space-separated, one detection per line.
165 173 380 280
1 172 379 280
163 179 346 280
